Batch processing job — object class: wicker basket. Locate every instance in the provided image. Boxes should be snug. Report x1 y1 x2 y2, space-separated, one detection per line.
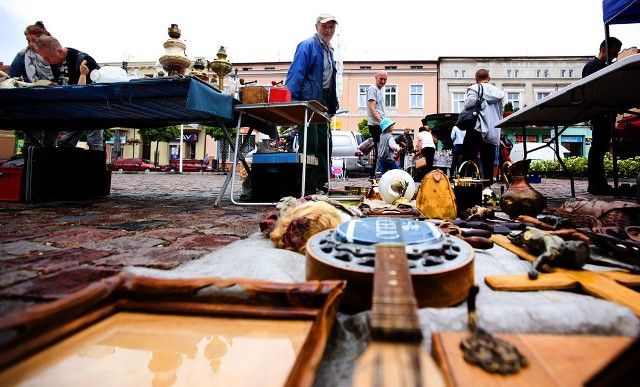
554 198 640 228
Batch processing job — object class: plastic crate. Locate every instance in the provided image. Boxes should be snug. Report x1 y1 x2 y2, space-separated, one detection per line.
0 167 24 202
251 163 317 202
252 153 299 164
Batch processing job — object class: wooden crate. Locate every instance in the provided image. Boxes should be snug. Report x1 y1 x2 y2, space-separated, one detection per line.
241 86 268 103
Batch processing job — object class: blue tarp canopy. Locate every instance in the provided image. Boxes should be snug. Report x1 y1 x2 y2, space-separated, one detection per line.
0 76 276 137
603 0 640 24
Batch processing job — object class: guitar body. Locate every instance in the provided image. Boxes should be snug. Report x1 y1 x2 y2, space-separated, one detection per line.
353 342 446 387
306 218 474 312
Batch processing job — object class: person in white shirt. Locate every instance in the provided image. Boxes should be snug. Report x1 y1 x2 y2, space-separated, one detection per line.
418 125 436 172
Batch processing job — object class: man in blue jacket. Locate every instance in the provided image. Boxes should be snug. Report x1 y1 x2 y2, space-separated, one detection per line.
285 13 339 194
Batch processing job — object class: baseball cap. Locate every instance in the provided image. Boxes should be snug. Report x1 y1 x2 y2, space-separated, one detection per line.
316 13 338 24
380 118 395 131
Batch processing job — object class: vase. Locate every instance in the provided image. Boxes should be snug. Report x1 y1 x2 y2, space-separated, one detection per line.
499 159 546 217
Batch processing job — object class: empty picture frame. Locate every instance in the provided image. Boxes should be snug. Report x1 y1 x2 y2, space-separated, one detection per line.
0 274 345 387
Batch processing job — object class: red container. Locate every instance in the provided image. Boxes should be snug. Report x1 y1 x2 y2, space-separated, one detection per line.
0 167 24 202
269 87 291 103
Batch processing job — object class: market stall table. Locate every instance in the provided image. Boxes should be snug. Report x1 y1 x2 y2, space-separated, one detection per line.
496 54 640 197
0 76 277 202
215 100 329 206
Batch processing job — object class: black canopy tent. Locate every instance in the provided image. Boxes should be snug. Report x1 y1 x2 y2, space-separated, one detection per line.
496 54 640 197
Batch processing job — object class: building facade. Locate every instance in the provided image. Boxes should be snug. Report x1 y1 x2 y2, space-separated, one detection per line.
92 55 593 165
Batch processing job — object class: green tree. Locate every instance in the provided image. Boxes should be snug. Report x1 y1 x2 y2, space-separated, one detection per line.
138 126 181 166
205 126 237 171
357 118 370 138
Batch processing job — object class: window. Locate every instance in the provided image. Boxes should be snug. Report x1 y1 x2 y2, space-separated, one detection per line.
507 92 521 110
264 66 275 70
410 65 423 69
536 69 550 78
507 69 519 78
385 85 397 108
358 84 370 108
410 85 424 109
536 92 550 101
452 92 465 113
385 66 397 70
360 66 371 70
561 69 574 78
453 70 466 78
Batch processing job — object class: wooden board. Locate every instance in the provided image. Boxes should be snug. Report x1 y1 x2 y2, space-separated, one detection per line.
432 332 634 387
488 234 640 317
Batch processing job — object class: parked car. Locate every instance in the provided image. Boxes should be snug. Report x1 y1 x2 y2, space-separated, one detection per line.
510 142 570 163
108 158 159 172
331 130 372 174
167 158 213 172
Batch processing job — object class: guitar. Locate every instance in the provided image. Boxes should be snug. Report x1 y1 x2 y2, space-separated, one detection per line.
352 243 446 386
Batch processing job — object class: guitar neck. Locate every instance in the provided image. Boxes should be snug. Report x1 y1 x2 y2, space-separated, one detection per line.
370 244 423 343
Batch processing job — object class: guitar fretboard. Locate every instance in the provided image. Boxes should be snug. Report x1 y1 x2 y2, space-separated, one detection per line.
370 244 423 343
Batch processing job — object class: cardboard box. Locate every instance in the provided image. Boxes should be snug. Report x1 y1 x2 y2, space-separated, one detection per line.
0 167 24 202
241 86 268 103
269 87 291 103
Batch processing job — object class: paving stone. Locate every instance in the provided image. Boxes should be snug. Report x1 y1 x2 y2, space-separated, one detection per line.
0 241 59 257
33 227 126 248
94 247 202 269
100 220 166 231
136 227 195 242
0 267 119 300
85 235 167 251
0 269 39 288
3 247 112 273
171 234 241 250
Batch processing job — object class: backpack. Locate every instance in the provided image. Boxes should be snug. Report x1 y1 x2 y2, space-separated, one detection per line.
415 169 457 220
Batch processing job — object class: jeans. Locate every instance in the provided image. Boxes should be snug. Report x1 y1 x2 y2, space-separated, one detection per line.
58 130 104 151
298 123 331 187
378 157 399 175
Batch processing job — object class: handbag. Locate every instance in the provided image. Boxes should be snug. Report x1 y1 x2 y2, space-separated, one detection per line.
455 84 484 131
453 160 484 213
416 169 457 219
415 155 427 169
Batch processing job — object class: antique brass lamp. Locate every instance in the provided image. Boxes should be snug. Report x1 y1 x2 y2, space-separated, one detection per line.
210 46 232 92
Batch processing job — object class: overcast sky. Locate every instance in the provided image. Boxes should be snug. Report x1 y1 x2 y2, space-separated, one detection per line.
2 0 639 67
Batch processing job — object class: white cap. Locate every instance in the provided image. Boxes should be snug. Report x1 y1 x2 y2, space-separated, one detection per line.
316 13 338 24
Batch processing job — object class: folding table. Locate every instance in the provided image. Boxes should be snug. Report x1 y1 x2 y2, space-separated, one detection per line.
215 101 329 206
496 54 640 197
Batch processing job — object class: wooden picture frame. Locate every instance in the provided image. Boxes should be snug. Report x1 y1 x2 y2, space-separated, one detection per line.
0 273 345 386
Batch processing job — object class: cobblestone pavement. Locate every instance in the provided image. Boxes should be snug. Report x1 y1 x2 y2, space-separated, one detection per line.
0 171 636 316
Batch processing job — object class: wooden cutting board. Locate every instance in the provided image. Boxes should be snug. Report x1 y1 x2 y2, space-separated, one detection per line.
432 332 633 387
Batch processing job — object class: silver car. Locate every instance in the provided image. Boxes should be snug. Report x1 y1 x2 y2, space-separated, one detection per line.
331 130 372 174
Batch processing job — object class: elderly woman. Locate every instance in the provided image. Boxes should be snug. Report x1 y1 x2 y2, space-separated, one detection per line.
9 21 58 150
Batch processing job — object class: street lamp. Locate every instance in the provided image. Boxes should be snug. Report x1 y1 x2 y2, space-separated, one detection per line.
332 109 349 130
